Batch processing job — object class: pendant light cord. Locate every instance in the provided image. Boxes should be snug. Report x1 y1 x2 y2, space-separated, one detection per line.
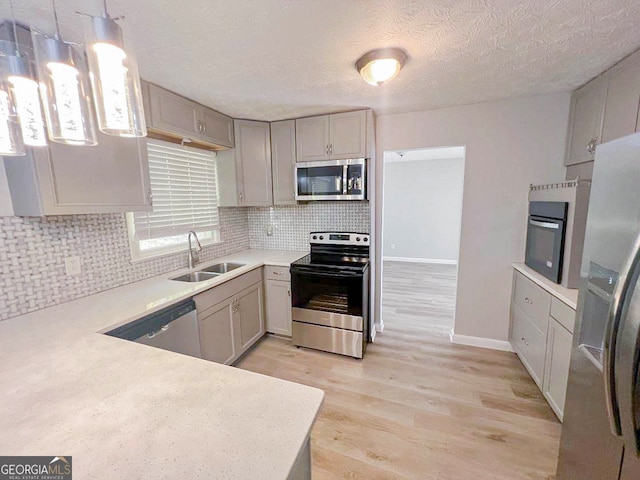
9 0 20 55
103 0 109 16
52 0 62 38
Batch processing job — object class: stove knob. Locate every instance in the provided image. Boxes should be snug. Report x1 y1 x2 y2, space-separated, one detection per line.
364 237 369 242
356 237 361 242
319 236 324 240
312 235 317 240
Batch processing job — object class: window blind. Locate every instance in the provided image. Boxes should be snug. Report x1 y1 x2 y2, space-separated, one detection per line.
133 140 219 241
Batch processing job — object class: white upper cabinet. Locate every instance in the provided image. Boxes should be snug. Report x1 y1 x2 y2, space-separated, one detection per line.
270 120 297 205
602 52 640 143
329 110 367 159
565 48 640 166
295 115 330 161
217 120 273 207
4 133 151 216
201 108 235 148
296 110 370 162
565 75 608 166
147 83 201 139
143 81 234 149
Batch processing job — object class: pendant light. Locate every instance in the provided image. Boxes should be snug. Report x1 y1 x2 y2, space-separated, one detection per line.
4 0 47 147
0 73 24 156
32 0 97 146
83 0 147 138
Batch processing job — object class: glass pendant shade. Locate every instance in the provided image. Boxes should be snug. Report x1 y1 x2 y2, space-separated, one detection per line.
85 16 147 138
31 30 97 146
4 55 47 147
0 78 25 156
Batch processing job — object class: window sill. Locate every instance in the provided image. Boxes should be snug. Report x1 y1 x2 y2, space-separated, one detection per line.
129 238 223 264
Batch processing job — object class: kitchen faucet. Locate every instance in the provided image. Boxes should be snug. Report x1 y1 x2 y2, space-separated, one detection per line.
187 231 203 269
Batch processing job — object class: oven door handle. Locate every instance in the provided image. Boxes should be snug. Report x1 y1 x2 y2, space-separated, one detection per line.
291 267 360 278
529 219 560 229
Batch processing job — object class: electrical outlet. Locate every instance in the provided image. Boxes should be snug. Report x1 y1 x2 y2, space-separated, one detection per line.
64 256 81 276
266 224 274 236
391 243 396 250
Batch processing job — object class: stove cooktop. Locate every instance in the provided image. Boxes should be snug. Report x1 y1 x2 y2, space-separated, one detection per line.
291 253 370 273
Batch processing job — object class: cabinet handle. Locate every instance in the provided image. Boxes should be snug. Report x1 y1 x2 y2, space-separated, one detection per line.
329 144 333 154
524 297 532 304
287 288 291 297
521 336 529 346
273 271 282 275
325 145 329 155
587 137 598 154
239 192 243 202
147 189 153 205
202 122 207 135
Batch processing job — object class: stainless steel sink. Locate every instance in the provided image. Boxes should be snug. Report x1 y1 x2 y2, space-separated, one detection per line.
200 262 246 274
171 271 220 283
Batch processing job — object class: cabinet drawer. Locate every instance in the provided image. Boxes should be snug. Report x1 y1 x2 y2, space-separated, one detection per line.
550 297 576 334
511 304 546 388
513 272 551 332
194 268 262 314
264 265 291 282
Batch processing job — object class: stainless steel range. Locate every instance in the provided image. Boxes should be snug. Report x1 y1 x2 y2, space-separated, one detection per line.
290 232 370 359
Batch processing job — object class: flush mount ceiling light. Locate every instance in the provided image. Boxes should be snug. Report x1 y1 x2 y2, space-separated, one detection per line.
81 0 147 138
355 47 408 86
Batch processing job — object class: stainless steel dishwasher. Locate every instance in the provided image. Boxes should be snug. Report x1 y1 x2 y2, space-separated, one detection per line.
106 299 201 358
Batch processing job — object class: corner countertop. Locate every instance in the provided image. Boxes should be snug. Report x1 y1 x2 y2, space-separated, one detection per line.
0 249 322 479
512 263 579 310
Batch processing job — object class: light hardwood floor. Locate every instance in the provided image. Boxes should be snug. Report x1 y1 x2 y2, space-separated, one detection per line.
236 262 561 479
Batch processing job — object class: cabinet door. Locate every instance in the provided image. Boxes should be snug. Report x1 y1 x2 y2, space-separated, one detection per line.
296 115 330 161
199 298 236 365
265 279 292 336
270 120 297 205
566 75 608 166
602 58 640 143
235 283 265 352
510 304 546 388
201 108 235 148
29 133 151 215
147 84 200 138
329 110 367 159
235 120 273 206
543 318 573 421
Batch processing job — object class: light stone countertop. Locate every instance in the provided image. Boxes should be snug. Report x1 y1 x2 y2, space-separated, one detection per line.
0 249 323 479
512 262 579 309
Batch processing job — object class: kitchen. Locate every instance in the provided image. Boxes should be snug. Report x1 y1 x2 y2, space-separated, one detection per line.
1 1 640 479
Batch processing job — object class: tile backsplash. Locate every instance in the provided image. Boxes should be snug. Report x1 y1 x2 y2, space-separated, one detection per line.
0 201 371 321
0 208 248 321
248 202 370 251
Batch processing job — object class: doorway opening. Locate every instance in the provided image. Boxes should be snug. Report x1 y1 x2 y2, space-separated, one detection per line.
380 146 465 339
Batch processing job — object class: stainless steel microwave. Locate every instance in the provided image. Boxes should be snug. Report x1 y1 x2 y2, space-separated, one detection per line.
295 158 366 201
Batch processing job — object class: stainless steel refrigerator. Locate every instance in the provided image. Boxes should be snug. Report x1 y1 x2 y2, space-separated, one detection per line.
557 132 640 479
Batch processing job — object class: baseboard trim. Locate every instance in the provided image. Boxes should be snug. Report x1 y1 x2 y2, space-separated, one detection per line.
449 330 514 352
383 256 458 265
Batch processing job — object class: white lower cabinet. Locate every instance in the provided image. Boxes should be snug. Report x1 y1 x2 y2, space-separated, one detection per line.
543 317 573 421
199 297 236 365
510 269 576 421
264 266 292 336
195 269 265 365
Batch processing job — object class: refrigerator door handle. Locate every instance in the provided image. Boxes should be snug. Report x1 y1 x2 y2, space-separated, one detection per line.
605 232 640 437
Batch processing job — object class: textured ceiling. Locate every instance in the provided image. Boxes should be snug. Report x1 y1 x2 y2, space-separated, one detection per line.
3 0 640 121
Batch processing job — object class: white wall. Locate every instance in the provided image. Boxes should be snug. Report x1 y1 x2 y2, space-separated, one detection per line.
382 156 464 262
373 92 571 345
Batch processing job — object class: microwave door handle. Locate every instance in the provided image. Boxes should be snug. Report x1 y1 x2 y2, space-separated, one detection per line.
604 231 640 437
343 165 348 194
529 219 560 229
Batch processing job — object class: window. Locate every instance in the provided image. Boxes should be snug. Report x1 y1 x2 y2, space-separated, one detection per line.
127 139 220 261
